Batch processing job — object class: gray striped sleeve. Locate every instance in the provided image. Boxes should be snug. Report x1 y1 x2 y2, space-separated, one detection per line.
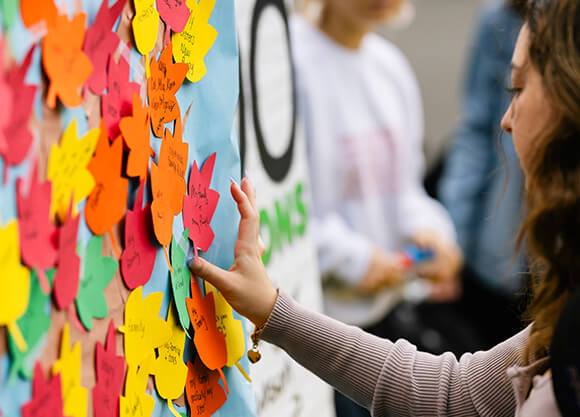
261 290 530 416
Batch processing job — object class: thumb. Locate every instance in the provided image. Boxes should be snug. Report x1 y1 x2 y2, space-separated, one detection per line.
189 257 232 293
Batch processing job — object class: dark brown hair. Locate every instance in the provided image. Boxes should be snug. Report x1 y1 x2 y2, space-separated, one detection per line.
518 0 580 362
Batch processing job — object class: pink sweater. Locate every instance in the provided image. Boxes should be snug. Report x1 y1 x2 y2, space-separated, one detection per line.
261 290 560 416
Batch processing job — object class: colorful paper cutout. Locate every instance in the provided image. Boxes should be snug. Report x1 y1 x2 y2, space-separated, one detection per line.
0 220 31 352
118 286 171 368
154 303 188 417
120 358 155 417
120 180 157 289
1 0 18 29
185 357 227 417
156 0 190 43
83 0 127 95
16 161 58 293
147 43 188 137
21 363 65 417
75 236 118 331
132 0 160 68
52 323 88 417
85 121 128 244
47 120 99 222
20 0 57 29
120 93 153 180
102 56 140 140
8 270 52 382
42 12 93 108
170 230 191 331
53 207 81 311
93 320 126 417
172 0 217 83
183 152 219 260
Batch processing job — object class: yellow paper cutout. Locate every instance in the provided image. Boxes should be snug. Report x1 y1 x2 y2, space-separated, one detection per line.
132 0 159 76
172 0 217 83
154 303 188 417
52 323 88 417
118 286 171 368
47 120 99 222
0 221 30 352
120 356 156 417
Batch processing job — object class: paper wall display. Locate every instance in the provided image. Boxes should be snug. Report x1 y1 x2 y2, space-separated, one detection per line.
93 320 126 417
119 93 153 180
120 358 155 417
156 0 190 44
118 286 171 368
170 230 191 332
172 0 217 83
52 323 88 417
185 357 227 417
21 363 65 417
16 162 57 294
0 220 31 352
132 0 159 75
20 0 57 29
42 12 93 108
120 180 157 289
75 236 118 331
183 152 219 261
83 0 127 95
47 120 99 222
102 56 140 140
147 43 188 137
8 270 52 382
0 45 37 181
53 207 81 312
85 122 128 252
154 303 188 417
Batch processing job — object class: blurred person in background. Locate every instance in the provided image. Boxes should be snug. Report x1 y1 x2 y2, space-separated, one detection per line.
292 1 463 415
438 0 527 350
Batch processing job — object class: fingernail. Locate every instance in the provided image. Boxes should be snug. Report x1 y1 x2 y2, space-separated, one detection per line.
230 177 238 187
243 170 249 178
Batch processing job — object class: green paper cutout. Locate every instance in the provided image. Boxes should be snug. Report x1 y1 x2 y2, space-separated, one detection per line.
75 235 118 330
170 229 191 333
1 0 18 29
8 269 52 382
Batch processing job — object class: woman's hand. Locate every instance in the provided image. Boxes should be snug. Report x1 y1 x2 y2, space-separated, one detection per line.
410 229 463 284
357 248 405 294
189 177 277 327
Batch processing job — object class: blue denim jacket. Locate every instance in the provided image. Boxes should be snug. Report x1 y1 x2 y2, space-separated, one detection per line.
439 2 524 294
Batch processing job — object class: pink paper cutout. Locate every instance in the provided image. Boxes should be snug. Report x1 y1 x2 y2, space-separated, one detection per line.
120 180 157 289
156 0 190 43
53 204 81 311
182 153 219 260
83 0 127 95
21 363 65 417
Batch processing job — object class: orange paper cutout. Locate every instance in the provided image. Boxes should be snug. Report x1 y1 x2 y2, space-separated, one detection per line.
20 0 57 30
119 93 154 180
185 357 227 417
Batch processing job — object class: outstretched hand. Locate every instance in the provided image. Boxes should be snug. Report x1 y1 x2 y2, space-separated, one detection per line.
189 177 277 327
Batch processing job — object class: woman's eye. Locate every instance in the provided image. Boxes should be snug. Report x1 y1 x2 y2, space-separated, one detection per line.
506 87 522 97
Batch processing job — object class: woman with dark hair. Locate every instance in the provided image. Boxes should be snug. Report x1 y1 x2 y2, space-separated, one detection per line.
190 0 579 415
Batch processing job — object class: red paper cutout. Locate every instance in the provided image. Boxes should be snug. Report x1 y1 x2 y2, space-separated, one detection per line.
102 56 140 140
53 204 81 311
182 153 219 260
185 357 227 417
42 12 93 108
20 0 57 29
120 180 157 289
16 161 57 293
156 0 190 42
147 43 188 138
119 93 153 180
85 121 128 237
93 320 126 417
83 0 127 95
21 363 65 417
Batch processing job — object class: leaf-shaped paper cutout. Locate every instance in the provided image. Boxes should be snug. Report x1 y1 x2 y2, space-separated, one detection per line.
170 229 190 331
120 93 153 180
75 236 118 330
52 323 88 417
42 12 93 108
85 121 129 235
120 357 155 417
93 320 126 417
120 180 157 289
20 0 57 29
172 0 217 83
185 276 226 371
118 286 171 367
102 56 140 140
0 220 31 352
156 0 190 35
53 208 81 311
182 152 219 260
147 43 188 137
47 120 99 222
83 0 127 95
185 357 227 417
1 0 18 29
21 363 65 417
132 0 160 56
8 270 51 381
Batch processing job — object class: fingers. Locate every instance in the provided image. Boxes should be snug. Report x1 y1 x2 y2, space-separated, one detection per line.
230 179 255 219
231 178 260 245
241 177 258 211
189 257 232 293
